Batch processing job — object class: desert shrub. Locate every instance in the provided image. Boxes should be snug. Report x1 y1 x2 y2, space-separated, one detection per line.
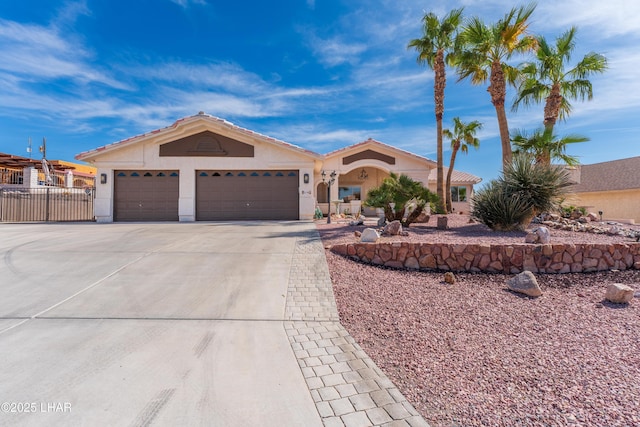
365 173 435 227
471 154 573 231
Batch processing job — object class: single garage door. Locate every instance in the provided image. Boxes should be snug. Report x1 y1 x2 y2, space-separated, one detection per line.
196 170 299 220
114 170 179 221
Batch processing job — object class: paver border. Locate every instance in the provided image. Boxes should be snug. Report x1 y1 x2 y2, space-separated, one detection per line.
284 228 430 427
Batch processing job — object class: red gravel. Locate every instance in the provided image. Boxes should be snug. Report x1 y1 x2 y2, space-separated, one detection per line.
319 215 640 427
318 214 640 247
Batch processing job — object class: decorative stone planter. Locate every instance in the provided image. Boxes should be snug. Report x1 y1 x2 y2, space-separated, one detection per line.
330 242 640 274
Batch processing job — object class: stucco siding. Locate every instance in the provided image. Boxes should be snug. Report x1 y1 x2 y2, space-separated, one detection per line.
568 189 640 223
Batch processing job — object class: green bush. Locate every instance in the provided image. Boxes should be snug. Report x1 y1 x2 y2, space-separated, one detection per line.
365 173 435 227
471 154 573 231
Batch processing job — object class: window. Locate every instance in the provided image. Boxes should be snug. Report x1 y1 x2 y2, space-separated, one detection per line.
450 186 467 202
338 186 361 201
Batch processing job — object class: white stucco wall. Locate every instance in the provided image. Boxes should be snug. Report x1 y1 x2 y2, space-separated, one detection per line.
89 121 318 222
316 144 433 216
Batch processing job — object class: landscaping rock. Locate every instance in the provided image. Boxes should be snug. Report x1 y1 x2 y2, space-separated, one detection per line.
354 231 362 238
535 226 551 244
506 271 542 297
525 232 539 243
377 217 386 227
360 228 380 243
587 212 599 221
437 216 449 230
605 283 635 304
414 212 430 223
349 217 364 226
443 272 456 284
383 220 403 236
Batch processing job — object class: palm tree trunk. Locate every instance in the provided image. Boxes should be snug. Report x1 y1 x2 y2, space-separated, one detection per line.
445 144 459 213
488 60 512 169
543 83 562 133
434 50 446 213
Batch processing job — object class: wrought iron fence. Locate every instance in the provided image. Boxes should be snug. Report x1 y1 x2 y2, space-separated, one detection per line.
0 187 95 222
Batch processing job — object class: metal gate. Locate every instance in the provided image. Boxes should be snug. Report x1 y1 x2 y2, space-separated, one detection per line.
0 187 95 222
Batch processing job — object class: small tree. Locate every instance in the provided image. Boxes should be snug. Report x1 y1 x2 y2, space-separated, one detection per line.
364 173 436 227
511 127 586 166
443 117 482 212
471 154 573 231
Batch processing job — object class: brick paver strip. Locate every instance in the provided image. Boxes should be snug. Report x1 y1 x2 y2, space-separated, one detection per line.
284 229 431 426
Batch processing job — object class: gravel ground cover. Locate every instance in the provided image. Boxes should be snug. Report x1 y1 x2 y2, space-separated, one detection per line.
318 215 640 427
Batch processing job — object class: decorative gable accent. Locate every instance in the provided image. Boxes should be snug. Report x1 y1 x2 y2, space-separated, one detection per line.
159 131 254 157
342 149 395 165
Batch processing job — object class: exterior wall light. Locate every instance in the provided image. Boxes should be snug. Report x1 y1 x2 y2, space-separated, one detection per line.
100 173 107 184
303 173 309 184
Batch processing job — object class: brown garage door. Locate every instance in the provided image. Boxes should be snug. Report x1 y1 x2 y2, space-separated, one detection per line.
114 170 179 221
196 170 299 220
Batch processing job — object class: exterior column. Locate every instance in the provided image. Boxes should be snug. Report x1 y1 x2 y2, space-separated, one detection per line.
65 170 74 188
178 169 195 222
22 167 39 188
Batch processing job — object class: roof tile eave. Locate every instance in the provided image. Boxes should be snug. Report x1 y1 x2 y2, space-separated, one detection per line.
324 138 437 165
75 113 324 161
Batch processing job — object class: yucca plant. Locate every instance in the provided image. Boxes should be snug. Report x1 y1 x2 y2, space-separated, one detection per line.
471 181 533 231
471 154 572 231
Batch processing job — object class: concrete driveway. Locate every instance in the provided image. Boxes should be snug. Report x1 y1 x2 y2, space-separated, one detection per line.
0 222 323 427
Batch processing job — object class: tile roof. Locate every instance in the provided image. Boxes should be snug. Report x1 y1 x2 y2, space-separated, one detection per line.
570 156 640 193
325 138 437 166
428 166 482 184
76 112 323 161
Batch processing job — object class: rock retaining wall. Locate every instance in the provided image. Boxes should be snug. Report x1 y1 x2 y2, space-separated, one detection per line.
330 242 640 274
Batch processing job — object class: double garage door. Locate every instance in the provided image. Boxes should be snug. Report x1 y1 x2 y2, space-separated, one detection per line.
114 170 299 221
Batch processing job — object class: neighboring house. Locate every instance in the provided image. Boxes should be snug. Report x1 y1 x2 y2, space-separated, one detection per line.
0 152 96 188
76 112 482 222
567 156 640 223
428 167 482 215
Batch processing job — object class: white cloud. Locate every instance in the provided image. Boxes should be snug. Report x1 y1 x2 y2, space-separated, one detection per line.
535 0 640 38
170 0 207 8
307 34 368 67
0 18 127 89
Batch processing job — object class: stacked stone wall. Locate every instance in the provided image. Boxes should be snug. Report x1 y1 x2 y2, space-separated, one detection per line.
330 242 640 274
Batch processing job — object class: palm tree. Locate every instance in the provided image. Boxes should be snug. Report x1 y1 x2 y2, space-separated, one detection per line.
456 3 537 169
513 27 607 133
443 117 482 212
408 8 464 214
511 128 587 166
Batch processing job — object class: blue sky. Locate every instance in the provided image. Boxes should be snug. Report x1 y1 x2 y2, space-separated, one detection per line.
1 0 639 183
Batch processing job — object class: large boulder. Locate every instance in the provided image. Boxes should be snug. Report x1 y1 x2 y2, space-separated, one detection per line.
360 228 380 243
506 271 542 297
605 283 635 304
383 220 403 236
